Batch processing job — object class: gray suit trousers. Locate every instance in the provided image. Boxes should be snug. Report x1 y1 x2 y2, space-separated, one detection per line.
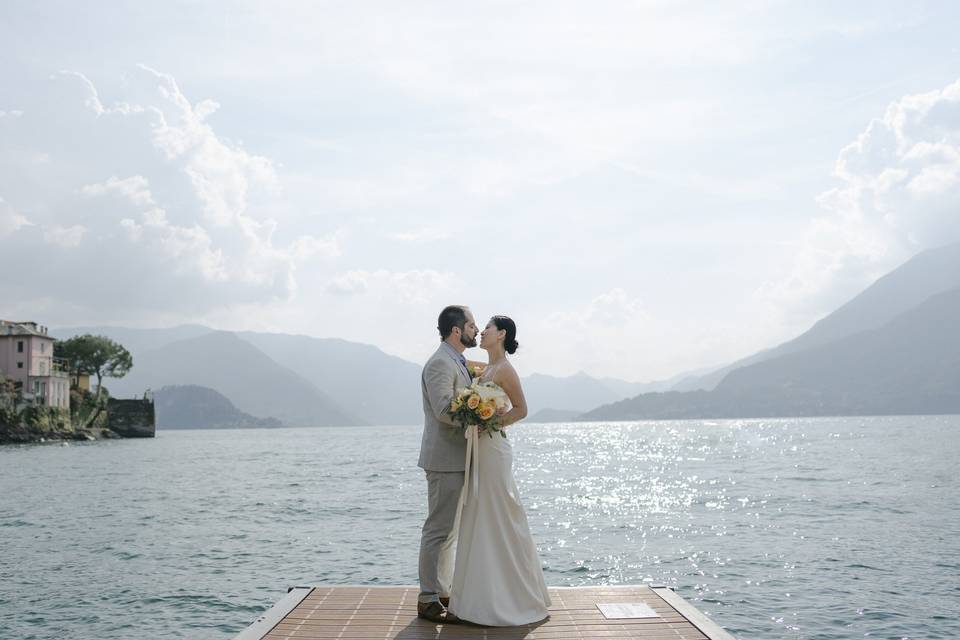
418 469 465 600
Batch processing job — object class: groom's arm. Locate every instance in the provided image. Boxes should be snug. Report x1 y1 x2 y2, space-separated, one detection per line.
424 358 460 427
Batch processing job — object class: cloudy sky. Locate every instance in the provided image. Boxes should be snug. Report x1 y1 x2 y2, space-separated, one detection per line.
2 1 959 381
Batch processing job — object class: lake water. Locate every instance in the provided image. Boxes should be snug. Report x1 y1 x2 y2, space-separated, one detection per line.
1 417 958 639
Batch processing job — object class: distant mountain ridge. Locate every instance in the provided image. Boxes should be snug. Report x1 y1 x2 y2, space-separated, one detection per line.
50 324 216 359
237 331 422 426
582 244 960 421
583 287 960 420
120 331 360 427
670 242 960 392
55 242 958 427
51 324 650 428
520 371 682 415
154 385 284 429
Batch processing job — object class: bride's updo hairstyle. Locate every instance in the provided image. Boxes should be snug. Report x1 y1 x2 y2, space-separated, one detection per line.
491 315 519 355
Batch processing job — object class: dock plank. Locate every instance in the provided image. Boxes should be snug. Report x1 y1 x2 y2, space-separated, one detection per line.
239 585 732 639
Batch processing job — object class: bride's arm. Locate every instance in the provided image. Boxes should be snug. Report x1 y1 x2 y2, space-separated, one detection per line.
494 365 527 426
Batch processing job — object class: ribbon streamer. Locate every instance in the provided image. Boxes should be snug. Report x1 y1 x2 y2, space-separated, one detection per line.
462 423 480 498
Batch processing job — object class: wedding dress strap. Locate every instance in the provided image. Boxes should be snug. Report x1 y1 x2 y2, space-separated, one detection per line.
480 360 505 382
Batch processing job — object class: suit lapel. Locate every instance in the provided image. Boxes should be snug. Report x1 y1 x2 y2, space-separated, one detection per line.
440 346 471 385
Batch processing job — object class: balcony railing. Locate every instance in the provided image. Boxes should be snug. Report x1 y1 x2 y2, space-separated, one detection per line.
52 357 70 377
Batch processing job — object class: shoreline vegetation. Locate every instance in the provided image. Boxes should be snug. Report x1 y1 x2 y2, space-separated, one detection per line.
1 333 154 445
1 378 116 444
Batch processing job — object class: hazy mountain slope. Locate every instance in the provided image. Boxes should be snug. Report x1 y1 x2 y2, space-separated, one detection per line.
582 287 960 420
49 324 215 359
716 287 960 412
672 242 960 391
112 331 361 426
520 369 690 416
526 408 582 423
597 372 691 397
154 385 284 429
238 331 422 425
521 372 627 413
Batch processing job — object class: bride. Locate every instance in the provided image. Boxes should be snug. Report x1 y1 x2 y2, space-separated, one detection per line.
441 315 551 626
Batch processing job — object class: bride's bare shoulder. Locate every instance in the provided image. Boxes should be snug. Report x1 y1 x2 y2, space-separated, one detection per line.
493 360 521 384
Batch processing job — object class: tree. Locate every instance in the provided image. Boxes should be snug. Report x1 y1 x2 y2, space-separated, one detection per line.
55 336 97 388
55 334 133 404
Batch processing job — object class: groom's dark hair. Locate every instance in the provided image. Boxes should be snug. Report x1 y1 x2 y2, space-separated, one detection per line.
438 305 470 339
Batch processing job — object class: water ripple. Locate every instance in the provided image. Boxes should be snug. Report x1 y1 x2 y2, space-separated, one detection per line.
0 416 957 639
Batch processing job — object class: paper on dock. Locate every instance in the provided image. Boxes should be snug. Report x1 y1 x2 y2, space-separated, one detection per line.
597 602 660 619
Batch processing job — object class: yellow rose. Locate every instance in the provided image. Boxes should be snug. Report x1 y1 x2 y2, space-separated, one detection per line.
478 403 495 420
450 398 463 411
467 394 481 410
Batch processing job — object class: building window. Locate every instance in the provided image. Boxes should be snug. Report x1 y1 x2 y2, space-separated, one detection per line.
17 341 24 353
17 362 23 369
41 342 46 353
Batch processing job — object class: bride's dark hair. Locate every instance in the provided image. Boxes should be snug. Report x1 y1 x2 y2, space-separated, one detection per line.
491 316 519 354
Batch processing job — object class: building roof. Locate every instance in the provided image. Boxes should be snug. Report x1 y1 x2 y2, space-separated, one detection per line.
0 320 53 339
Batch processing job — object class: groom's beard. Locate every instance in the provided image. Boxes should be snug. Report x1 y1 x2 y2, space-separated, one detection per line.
460 333 477 348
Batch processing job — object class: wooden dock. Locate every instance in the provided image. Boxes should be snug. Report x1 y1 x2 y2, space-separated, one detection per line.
234 585 736 639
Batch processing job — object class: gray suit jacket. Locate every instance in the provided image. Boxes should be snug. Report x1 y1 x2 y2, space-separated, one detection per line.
418 344 471 472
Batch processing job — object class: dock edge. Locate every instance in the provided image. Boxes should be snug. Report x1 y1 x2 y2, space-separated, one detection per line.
233 587 313 640
652 586 737 640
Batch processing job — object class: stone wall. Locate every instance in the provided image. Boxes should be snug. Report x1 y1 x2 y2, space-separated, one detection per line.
107 398 156 438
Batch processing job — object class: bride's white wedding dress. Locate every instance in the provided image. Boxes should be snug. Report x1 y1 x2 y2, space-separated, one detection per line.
438 370 551 626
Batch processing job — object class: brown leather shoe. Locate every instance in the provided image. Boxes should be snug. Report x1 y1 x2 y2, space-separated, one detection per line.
440 596 450 608
418 600 459 624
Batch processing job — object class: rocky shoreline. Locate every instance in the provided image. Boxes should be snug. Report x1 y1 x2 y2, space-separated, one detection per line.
0 423 124 445
0 399 155 445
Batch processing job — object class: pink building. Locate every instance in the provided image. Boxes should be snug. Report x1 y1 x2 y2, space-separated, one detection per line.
0 320 70 410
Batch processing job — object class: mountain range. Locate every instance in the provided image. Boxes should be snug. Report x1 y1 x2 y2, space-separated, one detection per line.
153 385 284 429
50 324 655 428
50 242 960 426
669 242 960 392
581 242 960 420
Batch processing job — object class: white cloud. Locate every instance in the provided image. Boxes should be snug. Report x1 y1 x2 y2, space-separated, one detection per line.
389 228 451 242
135 64 278 228
0 67 340 317
57 70 105 116
327 271 369 295
764 78 960 320
4 3 960 381
42 224 87 247
81 175 156 206
574 288 646 326
523 288 654 379
289 234 342 260
327 269 456 304
0 197 32 237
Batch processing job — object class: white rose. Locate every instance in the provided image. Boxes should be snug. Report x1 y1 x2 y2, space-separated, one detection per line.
476 382 507 402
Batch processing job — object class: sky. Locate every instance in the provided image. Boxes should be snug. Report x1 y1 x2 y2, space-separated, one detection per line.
2 1 960 382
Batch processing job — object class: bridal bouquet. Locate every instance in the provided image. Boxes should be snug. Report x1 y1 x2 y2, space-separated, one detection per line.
450 379 509 437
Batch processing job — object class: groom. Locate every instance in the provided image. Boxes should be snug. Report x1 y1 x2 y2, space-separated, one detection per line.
417 305 478 623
